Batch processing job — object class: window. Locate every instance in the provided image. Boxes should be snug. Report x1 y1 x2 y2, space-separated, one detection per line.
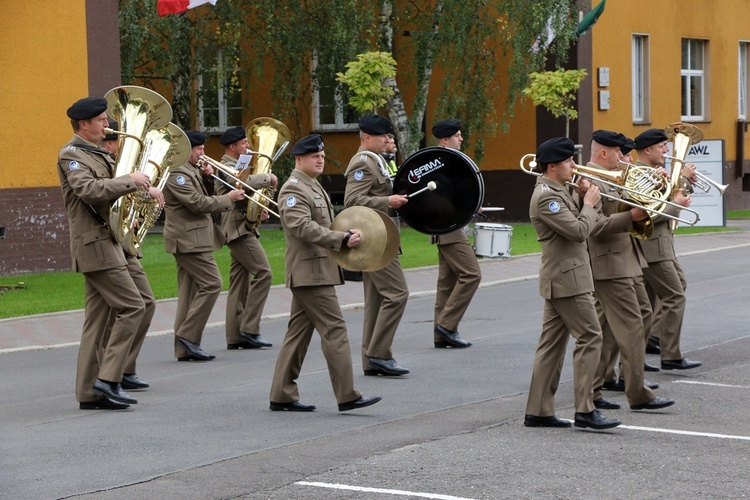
198 50 243 132
632 34 650 122
313 57 360 131
681 39 708 121
740 42 750 119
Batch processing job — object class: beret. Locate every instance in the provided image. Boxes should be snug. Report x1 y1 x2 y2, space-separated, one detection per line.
634 128 668 150
536 137 575 165
104 118 118 142
185 130 207 147
359 114 393 135
291 134 325 155
432 118 461 138
592 130 627 147
67 97 108 120
219 126 246 145
620 137 636 155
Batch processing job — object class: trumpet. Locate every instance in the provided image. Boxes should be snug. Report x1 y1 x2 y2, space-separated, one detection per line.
197 154 281 219
519 154 700 228
662 155 728 195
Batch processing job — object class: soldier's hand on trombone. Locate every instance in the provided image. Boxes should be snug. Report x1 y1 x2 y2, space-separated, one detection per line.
199 162 214 176
261 209 269 222
630 207 649 222
674 189 692 207
581 182 600 207
228 189 245 202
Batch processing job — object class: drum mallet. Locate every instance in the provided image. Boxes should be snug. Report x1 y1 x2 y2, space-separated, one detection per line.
407 181 437 199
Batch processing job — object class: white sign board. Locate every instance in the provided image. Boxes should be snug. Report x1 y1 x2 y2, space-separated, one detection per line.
667 139 725 227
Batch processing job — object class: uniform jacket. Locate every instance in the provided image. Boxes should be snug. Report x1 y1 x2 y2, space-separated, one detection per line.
278 169 346 288
530 176 599 299
633 160 681 263
57 134 138 273
586 163 648 280
214 154 272 242
344 146 394 216
163 162 234 254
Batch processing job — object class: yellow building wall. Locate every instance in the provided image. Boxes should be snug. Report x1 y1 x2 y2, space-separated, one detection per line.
0 1 89 189
589 0 750 159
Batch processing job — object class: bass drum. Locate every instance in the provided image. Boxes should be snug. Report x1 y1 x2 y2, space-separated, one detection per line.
393 147 484 234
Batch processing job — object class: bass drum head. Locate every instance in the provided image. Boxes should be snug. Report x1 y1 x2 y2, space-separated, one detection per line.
393 147 484 234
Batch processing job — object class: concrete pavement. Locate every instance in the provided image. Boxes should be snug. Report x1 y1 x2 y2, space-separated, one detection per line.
2 220 750 353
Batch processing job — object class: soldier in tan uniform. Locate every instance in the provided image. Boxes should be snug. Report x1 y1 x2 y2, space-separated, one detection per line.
163 131 245 361
344 115 410 376
214 126 276 350
524 137 620 430
584 130 674 411
633 129 702 371
270 134 382 412
58 97 150 410
429 119 480 348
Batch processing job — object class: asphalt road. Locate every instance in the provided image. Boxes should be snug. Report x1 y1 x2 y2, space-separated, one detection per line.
2 245 749 499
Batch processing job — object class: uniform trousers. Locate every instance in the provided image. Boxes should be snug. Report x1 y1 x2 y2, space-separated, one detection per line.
173 251 222 358
592 277 655 406
525 293 601 416
643 259 686 361
361 257 409 366
433 239 481 340
269 286 361 404
225 234 272 343
76 266 145 402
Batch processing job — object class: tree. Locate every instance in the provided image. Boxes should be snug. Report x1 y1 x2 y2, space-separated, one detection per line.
335 52 397 115
522 68 588 138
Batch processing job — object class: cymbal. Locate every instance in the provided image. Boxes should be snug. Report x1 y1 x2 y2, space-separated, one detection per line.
330 207 399 272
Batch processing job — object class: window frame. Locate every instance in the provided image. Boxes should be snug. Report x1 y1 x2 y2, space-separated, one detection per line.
739 41 750 120
681 38 708 122
632 33 650 123
312 55 360 132
197 50 243 133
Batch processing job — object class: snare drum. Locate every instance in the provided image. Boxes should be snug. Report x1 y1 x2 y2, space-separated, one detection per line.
474 223 512 258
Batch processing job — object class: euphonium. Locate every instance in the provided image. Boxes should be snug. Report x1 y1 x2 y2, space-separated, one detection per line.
104 86 172 243
243 117 291 229
664 122 703 229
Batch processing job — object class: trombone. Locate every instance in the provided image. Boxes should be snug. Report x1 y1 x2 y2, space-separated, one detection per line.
662 155 728 195
197 154 281 219
519 154 700 227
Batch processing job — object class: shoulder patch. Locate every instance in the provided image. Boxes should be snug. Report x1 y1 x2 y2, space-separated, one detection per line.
286 196 297 207
176 175 186 186
68 161 80 170
354 170 365 181
548 201 561 213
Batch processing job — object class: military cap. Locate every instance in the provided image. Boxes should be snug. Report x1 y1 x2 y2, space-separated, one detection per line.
185 130 207 147
66 97 108 120
620 137 636 155
291 134 324 155
104 119 118 142
219 126 246 145
592 130 628 147
358 114 393 135
432 118 462 138
634 128 669 150
536 137 575 165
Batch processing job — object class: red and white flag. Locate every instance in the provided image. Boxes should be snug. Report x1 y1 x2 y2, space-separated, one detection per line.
157 0 217 17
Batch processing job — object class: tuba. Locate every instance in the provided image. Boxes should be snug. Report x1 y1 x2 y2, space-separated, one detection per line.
104 86 172 244
243 117 291 230
664 122 703 229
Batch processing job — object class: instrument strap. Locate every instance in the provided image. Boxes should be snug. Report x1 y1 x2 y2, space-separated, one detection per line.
70 142 114 231
359 151 392 184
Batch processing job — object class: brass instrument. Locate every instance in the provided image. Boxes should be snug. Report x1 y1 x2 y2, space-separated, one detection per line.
330 207 400 272
664 122 703 230
244 118 291 229
519 154 700 236
663 154 728 195
197 154 281 219
104 86 172 244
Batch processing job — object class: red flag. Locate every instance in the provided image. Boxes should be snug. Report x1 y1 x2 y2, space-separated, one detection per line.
157 0 189 17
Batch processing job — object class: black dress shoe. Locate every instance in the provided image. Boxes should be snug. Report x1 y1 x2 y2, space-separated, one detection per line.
269 401 316 412
646 335 661 355
239 332 273 348
523 414 572 428
92 379 137 405
602 379 625 392
594 397 621 410
661 358 702 370
365 358 410 376
611 376 659 391
121 373 149 390
574 410 621 430
338 395 382 412
644 379 659 390
434 325 472 348
644 362 660 372
177 337 216 361
79 397 130 410
631 396 676 410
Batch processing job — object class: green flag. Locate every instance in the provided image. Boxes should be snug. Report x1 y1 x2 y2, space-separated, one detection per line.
576 0 606 37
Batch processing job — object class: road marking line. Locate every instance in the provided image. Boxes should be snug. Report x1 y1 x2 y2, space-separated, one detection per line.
295 481 476 500
621 425 750 441
673 380 750 389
